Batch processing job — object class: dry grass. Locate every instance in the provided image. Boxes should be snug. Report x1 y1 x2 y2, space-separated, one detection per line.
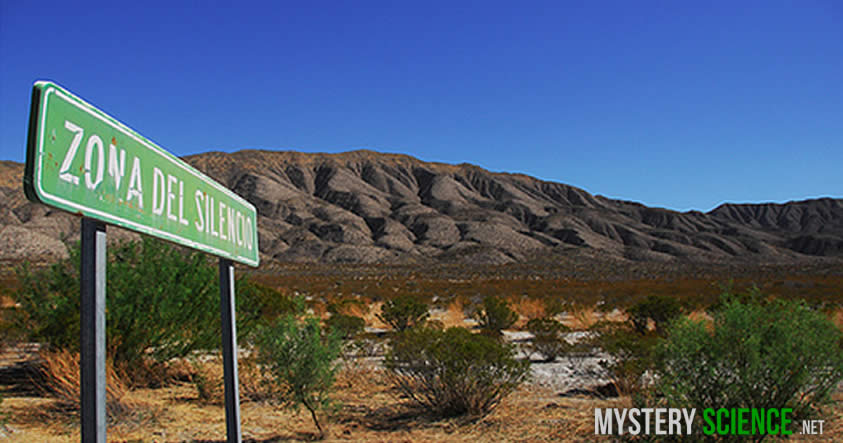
427 296 623 332
559 306 607 330
0 355 600 441
187 356 225 404
339 299 371 320
510 297 547 327
2 350 160 442
187 354 284 405
432 296 471 329
322 360 600 442
32 350 131 415
360 300 389 329
3 350 843 441
831 307 843 330
238 355 286 403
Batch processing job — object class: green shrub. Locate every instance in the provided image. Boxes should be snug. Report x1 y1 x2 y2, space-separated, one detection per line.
12 250 81 351
627 295 683 336
11 238 279 371
706 283 767 314
473 296 518 337
585 296 680 394
105 239 220 366
588 320 659 395
385 326 529 417
254 315 342 438
237 282 305 334
656 296 843 427
526 317 570 362
377 294 429 332
325 313 366 340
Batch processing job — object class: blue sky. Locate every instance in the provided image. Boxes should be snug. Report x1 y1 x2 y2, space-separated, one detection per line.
1 1 841 211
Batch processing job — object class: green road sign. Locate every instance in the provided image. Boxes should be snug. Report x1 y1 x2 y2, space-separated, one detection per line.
24 81 259 267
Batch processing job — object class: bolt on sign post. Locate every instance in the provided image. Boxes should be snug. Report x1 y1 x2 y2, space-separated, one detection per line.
24 81 258 443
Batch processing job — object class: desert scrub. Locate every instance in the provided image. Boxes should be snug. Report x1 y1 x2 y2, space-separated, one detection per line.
195 367 223 404
385 326 529 417
473 295 518 338
588 320 659 396
627 294 683 336
325 313 366 340
11 237 283 381
377 294 430 332
254 315 342 438
585 294 683 394
526 317 570 362
656 295 843 427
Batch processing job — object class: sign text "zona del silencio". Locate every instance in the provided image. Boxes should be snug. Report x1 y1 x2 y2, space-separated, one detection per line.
24 82 259 266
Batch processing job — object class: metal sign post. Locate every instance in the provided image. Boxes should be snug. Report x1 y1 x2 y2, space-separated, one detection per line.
80 218 106 443
219 258 242 443
24 81 258 443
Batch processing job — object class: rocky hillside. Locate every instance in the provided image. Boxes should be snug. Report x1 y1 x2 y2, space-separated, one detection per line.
2 151 842 265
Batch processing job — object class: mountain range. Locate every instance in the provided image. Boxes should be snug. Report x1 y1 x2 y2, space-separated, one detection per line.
1 150 841 265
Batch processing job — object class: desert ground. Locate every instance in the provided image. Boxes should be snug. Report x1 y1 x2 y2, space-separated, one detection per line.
2 261 842 442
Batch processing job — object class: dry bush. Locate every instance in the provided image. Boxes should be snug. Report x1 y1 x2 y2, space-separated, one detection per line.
239 355 286 403
189 357 223 404
162 357 196 382
385 326 529 418
334 359 384 394
118 358 176 389
525 318 570 362
190 354 286 405
32 349 135 418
